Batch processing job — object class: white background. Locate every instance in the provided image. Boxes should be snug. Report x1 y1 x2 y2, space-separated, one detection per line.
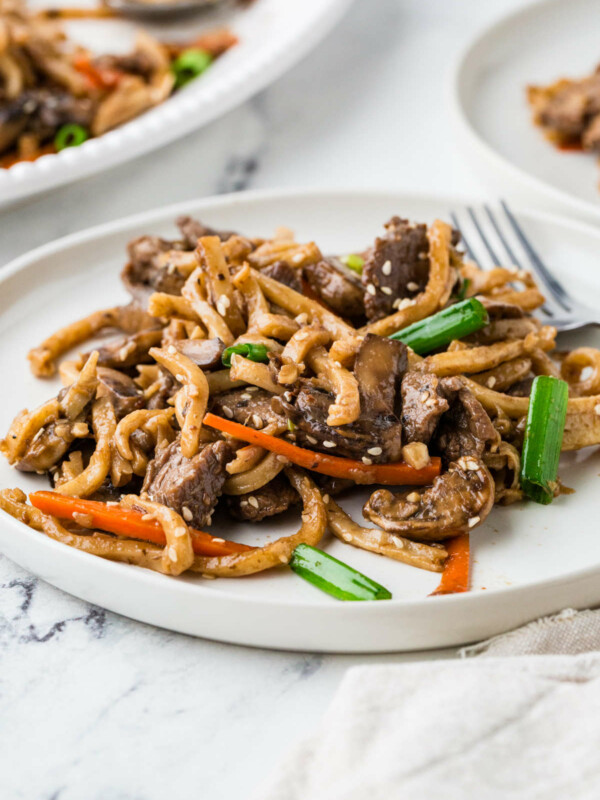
0 1 545 798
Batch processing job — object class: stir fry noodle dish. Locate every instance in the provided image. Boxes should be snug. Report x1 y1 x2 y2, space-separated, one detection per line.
2 213 598 601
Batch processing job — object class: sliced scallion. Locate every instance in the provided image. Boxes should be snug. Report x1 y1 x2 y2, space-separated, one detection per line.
289 543 392 601
389 297 488 355
222 342 269 368
520 375 568 505
340 254 365 273
171 48 213 89
54 123 88 151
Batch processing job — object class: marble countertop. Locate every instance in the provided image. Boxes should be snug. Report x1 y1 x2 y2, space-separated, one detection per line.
0 1 529 797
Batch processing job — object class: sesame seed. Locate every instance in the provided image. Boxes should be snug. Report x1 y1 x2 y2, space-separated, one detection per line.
295 313 309 324
167 345 177 355
407 282 419 292
362 456 373 465
334 361 342 369
283 392 293 402
367 446 382 456
219 294 231 309
241 393 252 401
393 297 415 310
252 414 263 428
468 516 480 528
595 404 600 416
292 252 304 265
212 538 225 543
425 398 437 407
246 386 259 392
168 546 178 562
381 260 392 276
216 302 227 317
201 573 216 580
393 538 405 549
322 494 330 504
175 526 187 538
342 533 352 542
276 455 289 463
222 406 234 418
486 376 497 388
176 374 185 382
381 286 393 295
248 496 259 508
279 554 289 563
366 283 376 296
32 428 44 442
406 492 421 503
306 435 318 445
420 391 430 403
323 440 336 448
182 506 193 522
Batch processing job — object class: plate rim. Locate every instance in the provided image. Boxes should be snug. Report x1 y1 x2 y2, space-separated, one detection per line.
3 186 600 650
450 0 600 222
0 0 353 206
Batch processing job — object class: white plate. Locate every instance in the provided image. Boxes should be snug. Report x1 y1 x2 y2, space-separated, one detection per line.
1 188 600 653
0 0 352 207
452 0 600 222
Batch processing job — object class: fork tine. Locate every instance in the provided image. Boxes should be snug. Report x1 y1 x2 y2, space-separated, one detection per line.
500 200 572 312
467 206 500 265
483 205 522 269
449 212 480 267
481 204 555 319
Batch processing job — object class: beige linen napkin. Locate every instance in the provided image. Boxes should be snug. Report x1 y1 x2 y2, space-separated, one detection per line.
253 609 600 800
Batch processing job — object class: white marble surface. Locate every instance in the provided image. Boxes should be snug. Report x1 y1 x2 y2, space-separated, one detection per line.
0 1 531 797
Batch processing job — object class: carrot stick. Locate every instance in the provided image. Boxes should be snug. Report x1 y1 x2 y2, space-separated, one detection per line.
430 534 470 595
203 413 441 485
72 54 123 90
29 491 253 557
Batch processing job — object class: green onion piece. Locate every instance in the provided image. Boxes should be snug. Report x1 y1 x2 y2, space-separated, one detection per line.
389 297 489 355
340 254 364 273
54 124 88 151
454 277 471 302
222 342 269 368
520 375 568 505
289 544 392 601
171 48 213 89
287 419 297 432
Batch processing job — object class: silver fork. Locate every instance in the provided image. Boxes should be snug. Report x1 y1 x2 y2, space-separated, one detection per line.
449 201 600 333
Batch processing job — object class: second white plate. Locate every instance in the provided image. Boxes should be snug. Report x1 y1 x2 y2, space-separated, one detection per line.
453 0 600 221
1 189 600 652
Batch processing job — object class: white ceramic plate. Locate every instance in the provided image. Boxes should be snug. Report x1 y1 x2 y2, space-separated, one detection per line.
1 189 600 653
0 0 352 207
452 0 600 222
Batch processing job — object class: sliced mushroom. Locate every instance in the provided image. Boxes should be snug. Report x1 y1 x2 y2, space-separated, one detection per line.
363 456 495 541
353 334 407 417
97 367 145 419
174 337 225 370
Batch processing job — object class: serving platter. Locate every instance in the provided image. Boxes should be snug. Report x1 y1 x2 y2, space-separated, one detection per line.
1 188 600 653
0 0 352 207
452 0 600 222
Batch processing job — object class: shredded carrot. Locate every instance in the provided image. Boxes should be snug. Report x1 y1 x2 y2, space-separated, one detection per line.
29 491 253 557
430 534 470 595
73 54 123 90
203 413 441 485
